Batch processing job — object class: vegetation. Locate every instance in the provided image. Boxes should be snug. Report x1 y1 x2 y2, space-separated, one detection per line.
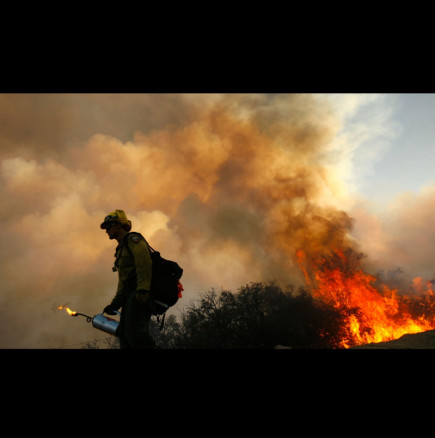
152 282 344 349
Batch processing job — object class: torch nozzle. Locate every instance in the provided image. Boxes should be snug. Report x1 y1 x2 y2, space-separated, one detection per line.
75 313 93 322
58 306 93 322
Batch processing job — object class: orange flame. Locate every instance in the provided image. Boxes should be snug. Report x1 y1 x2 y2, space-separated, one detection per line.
297 249 435 348
57 305 77 316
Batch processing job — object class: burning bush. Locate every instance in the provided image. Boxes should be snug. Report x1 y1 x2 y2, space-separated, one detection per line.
297 247 435 348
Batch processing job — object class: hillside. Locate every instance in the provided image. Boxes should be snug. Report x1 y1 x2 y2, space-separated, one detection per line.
352 329 435 349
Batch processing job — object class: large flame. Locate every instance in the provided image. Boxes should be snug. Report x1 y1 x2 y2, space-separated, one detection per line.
57 305 77 316
297 248 435 348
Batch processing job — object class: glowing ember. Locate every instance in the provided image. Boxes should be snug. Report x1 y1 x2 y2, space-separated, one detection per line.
297 248 435 348
57 305 77 316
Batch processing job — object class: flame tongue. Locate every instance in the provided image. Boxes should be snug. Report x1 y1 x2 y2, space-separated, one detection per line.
57 305 77 316
297 248 435 348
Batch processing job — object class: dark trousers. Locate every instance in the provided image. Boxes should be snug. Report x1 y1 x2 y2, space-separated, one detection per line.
118 292 155 349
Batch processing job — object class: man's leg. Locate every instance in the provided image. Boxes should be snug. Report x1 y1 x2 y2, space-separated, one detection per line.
124 293 155 348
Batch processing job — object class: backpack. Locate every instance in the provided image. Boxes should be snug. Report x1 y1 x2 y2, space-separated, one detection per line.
126 232 183 328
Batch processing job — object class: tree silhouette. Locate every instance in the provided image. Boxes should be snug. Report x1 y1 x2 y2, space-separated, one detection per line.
155 282 344 348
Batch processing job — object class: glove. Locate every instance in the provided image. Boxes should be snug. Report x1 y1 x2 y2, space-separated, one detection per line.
103 304 117 315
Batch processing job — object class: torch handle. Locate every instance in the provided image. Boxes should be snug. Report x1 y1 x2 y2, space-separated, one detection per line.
102 310 121 316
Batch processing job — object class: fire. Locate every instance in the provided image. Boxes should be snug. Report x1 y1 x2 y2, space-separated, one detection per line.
57 305 77 316
297 249 435 348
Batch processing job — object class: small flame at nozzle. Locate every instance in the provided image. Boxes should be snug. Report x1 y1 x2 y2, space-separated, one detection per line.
57 305 77 316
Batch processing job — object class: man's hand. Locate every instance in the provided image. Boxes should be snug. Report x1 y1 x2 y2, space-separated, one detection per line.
103 304 117 315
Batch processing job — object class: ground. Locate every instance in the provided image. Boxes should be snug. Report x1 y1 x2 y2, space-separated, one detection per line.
352 329 435 349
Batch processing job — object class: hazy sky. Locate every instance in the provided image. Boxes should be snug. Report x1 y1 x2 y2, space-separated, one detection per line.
2 93 435 348
358 94 435 204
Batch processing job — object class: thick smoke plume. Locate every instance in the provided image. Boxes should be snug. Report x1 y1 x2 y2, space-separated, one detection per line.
0 93 430 348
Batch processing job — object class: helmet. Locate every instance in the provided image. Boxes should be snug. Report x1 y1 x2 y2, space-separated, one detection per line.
100 209 132 231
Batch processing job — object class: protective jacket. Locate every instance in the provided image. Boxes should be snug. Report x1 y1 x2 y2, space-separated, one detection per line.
110 232 153 309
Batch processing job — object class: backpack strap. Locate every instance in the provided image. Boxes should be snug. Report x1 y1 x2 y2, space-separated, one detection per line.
112 232 149 272
112 236 129 272
157 312 166 331
125 232 156 256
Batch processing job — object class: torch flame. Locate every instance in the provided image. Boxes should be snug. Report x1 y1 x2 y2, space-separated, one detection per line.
57 305 77 316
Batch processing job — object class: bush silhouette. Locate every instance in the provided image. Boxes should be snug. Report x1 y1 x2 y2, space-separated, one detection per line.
155 282 344 348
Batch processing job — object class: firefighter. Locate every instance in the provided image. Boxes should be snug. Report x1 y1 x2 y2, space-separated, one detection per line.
100 209 155 348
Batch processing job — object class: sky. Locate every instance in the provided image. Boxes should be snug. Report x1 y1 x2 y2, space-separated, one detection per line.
353 94 435 204
1 93 435 348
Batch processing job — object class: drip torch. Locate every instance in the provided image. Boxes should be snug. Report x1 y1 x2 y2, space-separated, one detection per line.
57 306 120 336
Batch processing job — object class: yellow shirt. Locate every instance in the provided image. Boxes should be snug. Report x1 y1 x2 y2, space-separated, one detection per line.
110 232 153 309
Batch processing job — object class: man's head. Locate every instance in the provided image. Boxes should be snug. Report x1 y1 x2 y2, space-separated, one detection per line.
100 209 132 240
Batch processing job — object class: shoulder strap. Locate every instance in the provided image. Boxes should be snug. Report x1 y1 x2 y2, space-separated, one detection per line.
128 232 156 255
122 232 156 259
112 233 131 272
112 245 123 272
112 233 156 273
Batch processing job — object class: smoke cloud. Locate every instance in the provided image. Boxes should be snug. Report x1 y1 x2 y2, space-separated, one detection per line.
351 186 435 287
0 93 430 348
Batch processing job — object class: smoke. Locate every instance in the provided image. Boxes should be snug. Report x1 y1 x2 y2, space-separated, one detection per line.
351 186 435 286
0 93 427 348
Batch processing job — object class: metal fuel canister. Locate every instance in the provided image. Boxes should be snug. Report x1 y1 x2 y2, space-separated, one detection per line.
91 311 120 336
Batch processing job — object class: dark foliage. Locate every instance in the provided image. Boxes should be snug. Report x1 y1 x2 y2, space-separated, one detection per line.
154 281 344 348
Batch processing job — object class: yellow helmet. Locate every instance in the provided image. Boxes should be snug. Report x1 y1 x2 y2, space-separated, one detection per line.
100 209 132 231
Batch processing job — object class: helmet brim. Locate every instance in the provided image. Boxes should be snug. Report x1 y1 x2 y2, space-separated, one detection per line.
100 220 116 229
